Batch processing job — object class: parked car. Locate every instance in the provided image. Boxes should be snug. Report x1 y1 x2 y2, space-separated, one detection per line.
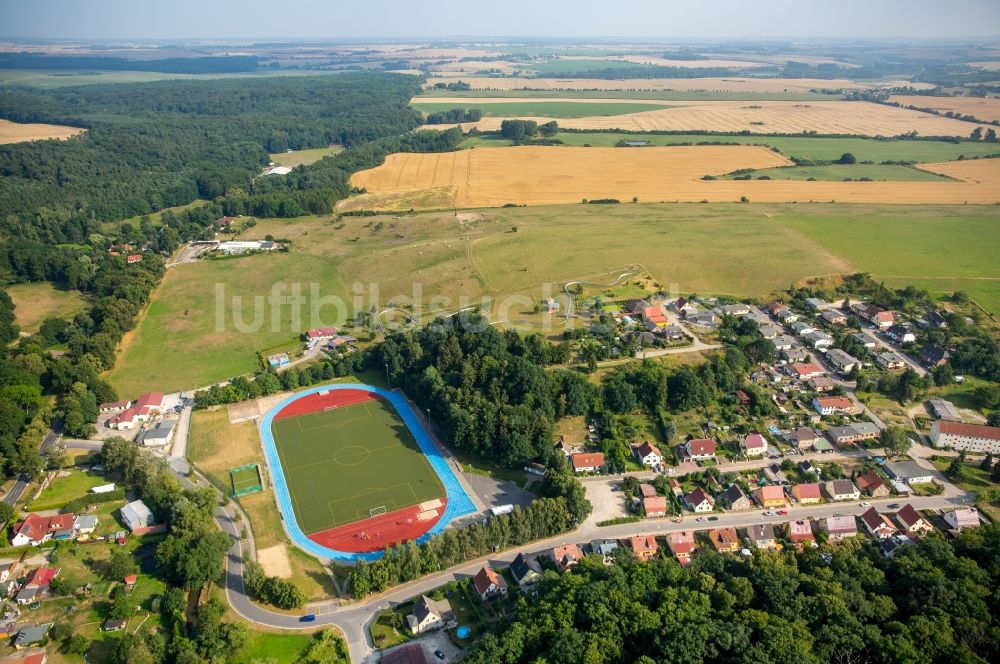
887 503 900 509
860 502 871 508
435 651 446 661
763 511 775 516
696 517 705 522
777 510 788 515
299 614 316 623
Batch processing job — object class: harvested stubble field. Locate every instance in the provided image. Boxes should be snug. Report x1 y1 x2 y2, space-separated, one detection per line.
0 118 83 143
427 100 985 137
347 146 1000 208
888 95 1000 124
423 76 933 93
412 99 672 118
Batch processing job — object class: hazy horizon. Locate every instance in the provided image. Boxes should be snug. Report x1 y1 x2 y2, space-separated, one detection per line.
3 0 1000 41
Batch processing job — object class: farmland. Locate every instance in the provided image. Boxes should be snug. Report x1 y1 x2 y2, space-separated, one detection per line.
6 281 87 335
269 146 343 168
721 163 952 182
347 146 1000 208
0 117 83 143
889 95 1000 123
422 76 925 93
412 100 671 118
426 100 985 137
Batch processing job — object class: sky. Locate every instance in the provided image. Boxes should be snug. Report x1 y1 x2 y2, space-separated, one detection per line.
2 0 1000 41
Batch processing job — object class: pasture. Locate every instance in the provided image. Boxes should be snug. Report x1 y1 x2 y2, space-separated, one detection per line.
270 397 444 534
427 100 985 138
269 146 342 168
413 100 670 118
722 164 951 182
347 146 1000 208
7 281 87 335
0 118 83 143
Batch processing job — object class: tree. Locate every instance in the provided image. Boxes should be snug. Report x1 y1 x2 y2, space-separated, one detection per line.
63 634 89 655
971 127 984 140
986 128 997 142
109 585 133 620
107 548 138 581
839 152 857 164
879 426 911 458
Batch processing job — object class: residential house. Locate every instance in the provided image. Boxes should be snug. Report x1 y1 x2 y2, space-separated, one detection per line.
893 504 934 538
550 544 585 572
643 305 667 329
137 419 176 447
11 514 76 547
805 297 827 310
927 309 949 328
407 595 455 634
771 335 796 352
680 438 717 462
782 346 810 363
305 326 337 341
672 298 697 316
943 507 982 532
623 299 651 316
827 422 880 446
823 515 859 541
691 311 719 327
554 441 571 457
509 553 543 589
766 301 788 317
823 480 861 502
119 499 163 535
777 309 800 324
853 332 878 349
590 539 620 559
632 441 663 467
720 484 753 511
803 330 834 349
73 515 98 536
708 527 740 553
860 507 897 539
667 531 697 565
662 325 686 341
685 488 715 513
821 310 847 325
123 574 138 591
826 349 859 375
755 485 787 508
794 427 823 450
126 254 143 265
761 464 790 486
791 321 815 335
472 566 508 601
788 519 815 545
813 396 859 416
668 478 684 498
628 534 659 561
919 344 950 368
571 452 606 474
792 482 823 505
639 483 657 499
643 496 667 518
884 460 934 485
381 644 428 664
103 618 127 632
930 421 1000 454
746 523 778 550
3 651 46 664
717 303 750 317
108 392 165 430
855 304 894 330
928 397 963 423
808 376 837 392
886 324 916 344
856 470 891 498
0 562 15 584
98 400 131 413
789 363 824 380
880 534 916 559
742 432 768 457
13 625 51 650
216 215 236 227
875 351 907 371
757 323 783 339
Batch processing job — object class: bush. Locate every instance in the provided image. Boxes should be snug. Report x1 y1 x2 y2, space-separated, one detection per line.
597 515 642 527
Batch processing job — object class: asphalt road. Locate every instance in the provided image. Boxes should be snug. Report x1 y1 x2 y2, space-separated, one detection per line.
2 474 29 506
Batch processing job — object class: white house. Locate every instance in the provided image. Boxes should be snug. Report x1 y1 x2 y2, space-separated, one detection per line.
407 595 455 634
943 507 981 531
930 421 1000 454
632 441 663 468
742 432 768 457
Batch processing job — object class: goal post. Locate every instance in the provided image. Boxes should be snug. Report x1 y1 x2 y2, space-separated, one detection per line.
369 505 387 517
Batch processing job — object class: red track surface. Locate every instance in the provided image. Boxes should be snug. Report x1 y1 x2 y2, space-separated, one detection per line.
273 388 380 422
306 500 447 553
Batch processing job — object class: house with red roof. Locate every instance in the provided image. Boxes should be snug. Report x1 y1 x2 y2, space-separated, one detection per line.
813 396 860 416
472 565 508 601
787 519 815 545
126 254 143 265
643 305 667 329
667 531 697 565
708 527 740 553
684 487 715 513
304 326 337 341
754 485 787 508
11 513 77 547
550 544 585 572
893 504 934 538
742 432 768 457
632 441 663 467
571 452 605 474
26 567 58 589
629 534 659 561
791 482 823 505
860 507 897 539
856 470 891 498
643 496 667 518
680 438 717 462
108 392 165 430
789 363 824 380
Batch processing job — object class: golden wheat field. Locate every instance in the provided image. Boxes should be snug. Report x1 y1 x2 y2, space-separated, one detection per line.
426 100 985 137
423 76 933 93
346 146 1000 209
0 118 83 144
888 95 1000 123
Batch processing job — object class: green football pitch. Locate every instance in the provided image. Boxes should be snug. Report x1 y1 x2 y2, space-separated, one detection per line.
270 399 445 534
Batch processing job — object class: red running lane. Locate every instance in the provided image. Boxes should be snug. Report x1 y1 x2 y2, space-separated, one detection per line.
273 388 381 422
306 499 447 553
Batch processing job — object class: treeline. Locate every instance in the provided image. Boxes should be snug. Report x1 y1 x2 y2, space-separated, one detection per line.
0 73 423 243
243 560 307 609
500 119 558 142
0 53 261 74
348 463 589 599
466 525 1000 664
424 107 483 124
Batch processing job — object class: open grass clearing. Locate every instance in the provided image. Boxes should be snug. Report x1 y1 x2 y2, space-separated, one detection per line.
722 163 952 182
0 118 83 143
413 100 671 118
6 281 87 335
26 470 106 511
269 146 343 168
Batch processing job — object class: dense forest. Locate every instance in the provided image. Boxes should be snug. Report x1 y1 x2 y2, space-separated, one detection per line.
0 53 260 74
467 525 1000 664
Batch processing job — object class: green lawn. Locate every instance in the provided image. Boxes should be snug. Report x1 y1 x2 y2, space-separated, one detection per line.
722 164 951 182
27 470 106 511
413 100 669 118
269 146 343 168
7 282 87 335
237 631 327 664
271 396 444 533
